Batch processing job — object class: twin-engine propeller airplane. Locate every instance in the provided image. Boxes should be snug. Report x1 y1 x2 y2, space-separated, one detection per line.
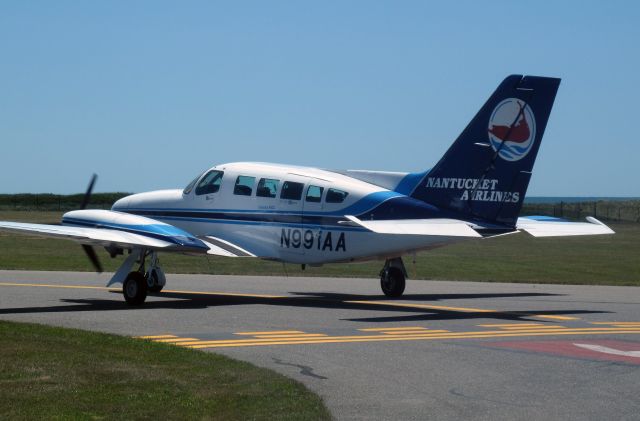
0 75 614 305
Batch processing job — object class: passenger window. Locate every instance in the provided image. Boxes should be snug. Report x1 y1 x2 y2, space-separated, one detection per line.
326 188 349 203
195 170 224 195
256 178 279 198
234 175 255 196
305 185 324 203
280 181 304 200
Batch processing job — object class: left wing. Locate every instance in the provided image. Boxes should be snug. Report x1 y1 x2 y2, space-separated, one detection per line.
0 210 255 257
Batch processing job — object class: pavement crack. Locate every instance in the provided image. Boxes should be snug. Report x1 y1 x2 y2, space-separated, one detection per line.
272 357 328 380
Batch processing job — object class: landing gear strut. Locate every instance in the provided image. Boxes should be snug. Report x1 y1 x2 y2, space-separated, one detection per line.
380 257 407 297
121 250 165 305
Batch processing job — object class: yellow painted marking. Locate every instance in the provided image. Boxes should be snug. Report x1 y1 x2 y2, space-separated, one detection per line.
171 327 640 349
154 337 200 343
498 325 567 330
347 300 497 313
187 329 640 349
534 315 579 321
0 282 115 291
382 330 449 335
235 330 305 335
161 288 286 299
253 334 328 339
359 327 430 332
137 334 177 339
591 322 640 325
479 323 544 328
0 282 285 299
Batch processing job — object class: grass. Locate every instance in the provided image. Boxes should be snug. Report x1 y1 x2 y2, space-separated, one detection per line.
0 320 331 420
0 211 638 286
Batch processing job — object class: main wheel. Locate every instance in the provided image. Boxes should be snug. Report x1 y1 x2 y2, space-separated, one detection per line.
380 267 406 297
123 272 148 305
146 268 164 293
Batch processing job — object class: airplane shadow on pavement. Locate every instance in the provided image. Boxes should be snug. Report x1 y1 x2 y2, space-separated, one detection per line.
0 290 609 323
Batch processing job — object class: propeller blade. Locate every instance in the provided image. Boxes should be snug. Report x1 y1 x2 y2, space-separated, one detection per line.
80 174 98 210
82 244 103 273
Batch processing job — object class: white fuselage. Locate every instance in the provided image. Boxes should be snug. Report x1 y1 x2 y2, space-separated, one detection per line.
112 162 461 264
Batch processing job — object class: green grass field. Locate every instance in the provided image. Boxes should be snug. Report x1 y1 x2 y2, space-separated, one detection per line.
1 211 638 285
0 320 330 420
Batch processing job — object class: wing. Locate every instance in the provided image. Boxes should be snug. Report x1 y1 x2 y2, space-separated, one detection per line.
0 209 256 257
343 215 482 237
344 214 614 239
516 216 615 237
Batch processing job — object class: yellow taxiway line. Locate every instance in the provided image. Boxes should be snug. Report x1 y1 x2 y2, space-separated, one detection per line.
140 326 640 349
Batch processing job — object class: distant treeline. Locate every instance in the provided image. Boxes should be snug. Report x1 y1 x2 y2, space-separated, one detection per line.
0 193 130 211
1 193 639 223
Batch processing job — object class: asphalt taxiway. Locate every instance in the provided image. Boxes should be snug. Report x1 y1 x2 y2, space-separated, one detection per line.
1 270 639 420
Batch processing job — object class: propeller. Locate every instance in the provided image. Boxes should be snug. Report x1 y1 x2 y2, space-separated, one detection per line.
80 174 103 273
80 174 97 210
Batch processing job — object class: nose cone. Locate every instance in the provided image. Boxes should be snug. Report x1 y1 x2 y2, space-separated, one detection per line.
112 196 131 210
111 190 183 211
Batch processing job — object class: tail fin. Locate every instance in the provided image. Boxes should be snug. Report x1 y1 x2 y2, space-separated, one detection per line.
411 75 560 227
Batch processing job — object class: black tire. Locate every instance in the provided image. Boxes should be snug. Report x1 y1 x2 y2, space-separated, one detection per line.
380 267 406 297
146 269 164 293
123 272 148 305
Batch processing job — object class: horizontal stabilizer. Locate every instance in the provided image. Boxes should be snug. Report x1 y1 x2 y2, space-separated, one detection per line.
516 216 615 237
343 215 482 237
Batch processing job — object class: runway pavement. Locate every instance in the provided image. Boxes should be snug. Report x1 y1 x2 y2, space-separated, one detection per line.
1 270 639 420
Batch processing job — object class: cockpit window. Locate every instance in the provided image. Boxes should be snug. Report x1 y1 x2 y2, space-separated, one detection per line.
326 188 349 203
195 170 224 195
182 175 200 195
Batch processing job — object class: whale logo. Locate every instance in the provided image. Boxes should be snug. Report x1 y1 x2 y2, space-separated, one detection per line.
488 98 536 161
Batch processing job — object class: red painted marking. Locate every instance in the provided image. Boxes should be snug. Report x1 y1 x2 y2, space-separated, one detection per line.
490 340 640 365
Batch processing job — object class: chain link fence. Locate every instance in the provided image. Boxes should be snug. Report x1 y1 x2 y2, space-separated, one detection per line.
521 201 640 223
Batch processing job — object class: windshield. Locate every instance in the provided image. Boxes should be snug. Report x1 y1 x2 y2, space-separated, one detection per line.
182 174 201 195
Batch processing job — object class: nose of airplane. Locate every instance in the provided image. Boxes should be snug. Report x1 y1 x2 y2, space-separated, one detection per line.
112 195 131 210
112 190 184 212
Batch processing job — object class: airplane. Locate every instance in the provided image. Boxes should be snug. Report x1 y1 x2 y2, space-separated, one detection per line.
0 74 614 305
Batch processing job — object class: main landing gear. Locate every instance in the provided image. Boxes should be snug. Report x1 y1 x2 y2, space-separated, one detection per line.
122 250 166 306
379 257 407 298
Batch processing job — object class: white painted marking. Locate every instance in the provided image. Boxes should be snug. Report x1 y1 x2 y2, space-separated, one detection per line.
573 343 640 358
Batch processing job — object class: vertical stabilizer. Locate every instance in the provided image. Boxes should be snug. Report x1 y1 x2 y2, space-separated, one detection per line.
411 75 560 227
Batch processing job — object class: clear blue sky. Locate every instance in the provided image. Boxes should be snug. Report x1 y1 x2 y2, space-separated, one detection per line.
1 1 638 196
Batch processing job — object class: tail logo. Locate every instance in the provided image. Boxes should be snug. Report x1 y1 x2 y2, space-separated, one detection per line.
488 98 537 162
